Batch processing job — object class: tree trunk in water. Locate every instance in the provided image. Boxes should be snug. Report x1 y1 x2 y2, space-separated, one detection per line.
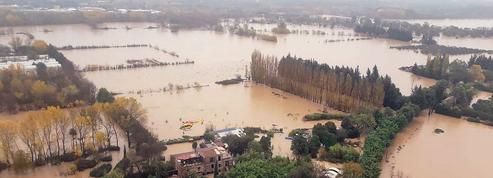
28 147 34 163
92 129 96 148
113 125 119 147
62 134 66 154
126 131 131 148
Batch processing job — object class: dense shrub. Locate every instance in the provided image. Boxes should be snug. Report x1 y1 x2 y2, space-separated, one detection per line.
76 159 97 171
60 152 78 162
99 155 112 162
320 144 359 163
115 157 131 171
90 163 112 177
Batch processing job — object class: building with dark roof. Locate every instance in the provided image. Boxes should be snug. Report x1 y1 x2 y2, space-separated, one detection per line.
170 145 234 177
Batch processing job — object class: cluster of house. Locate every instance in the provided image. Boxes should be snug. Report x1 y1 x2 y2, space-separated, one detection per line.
0 55 61 71
170 128 245 177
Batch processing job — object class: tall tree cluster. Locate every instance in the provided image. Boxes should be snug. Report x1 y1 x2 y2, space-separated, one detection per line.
0 97 164 171
411 54 492 83
0 105 117 167
251 51 388 112
411 55 449 80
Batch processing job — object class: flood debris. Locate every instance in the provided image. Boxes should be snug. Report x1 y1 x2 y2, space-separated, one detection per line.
434 128 445 134
215 77 244 85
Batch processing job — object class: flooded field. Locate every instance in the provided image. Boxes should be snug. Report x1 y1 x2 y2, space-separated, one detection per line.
0 22 443 94
380 113 493 178
0 21 492 178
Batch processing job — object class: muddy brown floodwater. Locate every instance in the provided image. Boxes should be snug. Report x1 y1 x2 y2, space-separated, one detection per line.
381 113 493 178
0 21 492 178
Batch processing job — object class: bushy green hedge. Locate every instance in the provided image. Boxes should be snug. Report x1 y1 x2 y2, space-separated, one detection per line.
359 103 421 178
303 113 347 121
435 101 493 122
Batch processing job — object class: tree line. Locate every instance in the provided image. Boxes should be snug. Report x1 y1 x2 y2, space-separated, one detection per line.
251 51 404 112
0 9 219 29
0 96 165 175
355 23 413 42
410 55 489 83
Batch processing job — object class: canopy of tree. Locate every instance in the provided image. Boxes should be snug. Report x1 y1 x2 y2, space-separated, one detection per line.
410 55 489 83
226 151 318 178
354 19 413 42
251 51 402 112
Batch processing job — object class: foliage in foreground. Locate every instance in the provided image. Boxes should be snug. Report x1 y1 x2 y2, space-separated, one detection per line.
359 103 421 178
226 153 317 178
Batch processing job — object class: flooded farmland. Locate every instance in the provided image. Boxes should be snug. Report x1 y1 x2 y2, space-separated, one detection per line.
0 20 492 178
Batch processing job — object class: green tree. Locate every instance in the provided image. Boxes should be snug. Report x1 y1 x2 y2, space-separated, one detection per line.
222 135 253 156
291 135 310 156
312 122 337 147
287 159 317 178
102 168 125 178
451 83 476 107
247 140 263 153
350 114 376 134
259 136 272 158
203 129 215 143
449 60 469 83
308 135 321 158
96 88 115 103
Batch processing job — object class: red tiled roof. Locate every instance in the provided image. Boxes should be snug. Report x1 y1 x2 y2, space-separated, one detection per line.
198 148 218 158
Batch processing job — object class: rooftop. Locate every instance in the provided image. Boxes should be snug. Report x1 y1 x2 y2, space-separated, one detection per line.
0 55 61 70
171 145 231 164
216 128 245 138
